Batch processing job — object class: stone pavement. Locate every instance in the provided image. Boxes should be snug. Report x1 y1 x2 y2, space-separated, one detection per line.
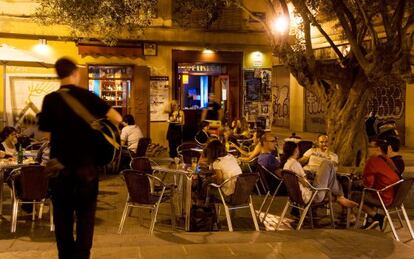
1 175 414 258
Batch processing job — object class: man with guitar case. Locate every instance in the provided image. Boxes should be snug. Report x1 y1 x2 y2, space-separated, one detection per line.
38 57 122 259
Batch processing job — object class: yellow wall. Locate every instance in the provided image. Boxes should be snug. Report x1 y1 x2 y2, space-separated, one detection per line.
289 74 305 132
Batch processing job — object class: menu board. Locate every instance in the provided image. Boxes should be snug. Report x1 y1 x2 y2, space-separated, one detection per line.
150 76 169 122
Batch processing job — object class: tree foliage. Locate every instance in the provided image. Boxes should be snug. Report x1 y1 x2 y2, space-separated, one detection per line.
34 0 158 45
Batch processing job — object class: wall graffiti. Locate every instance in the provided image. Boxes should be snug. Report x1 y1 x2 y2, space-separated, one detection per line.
272 85 289 119
304 90 325 133
368 85 404 120
272 66 290 128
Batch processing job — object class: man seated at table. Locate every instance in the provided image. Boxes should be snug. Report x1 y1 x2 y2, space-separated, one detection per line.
258 132 280 173
195 121 210 145
352 138 400 229
121 114 143 154
299 134 338 172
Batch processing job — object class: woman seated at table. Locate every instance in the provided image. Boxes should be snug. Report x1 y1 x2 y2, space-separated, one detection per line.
201 140 242 203
233 117 250 137
282 141 357 208
0 126 18 158
230 129 264 162
195 121 210 145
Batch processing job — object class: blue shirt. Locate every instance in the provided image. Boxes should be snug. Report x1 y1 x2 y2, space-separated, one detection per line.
258 153 280 172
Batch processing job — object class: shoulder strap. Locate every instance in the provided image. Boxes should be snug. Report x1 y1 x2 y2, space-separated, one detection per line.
378 155 400 177
58 89 97 124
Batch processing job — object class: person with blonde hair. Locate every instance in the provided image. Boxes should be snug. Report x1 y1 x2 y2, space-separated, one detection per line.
166 100 185 158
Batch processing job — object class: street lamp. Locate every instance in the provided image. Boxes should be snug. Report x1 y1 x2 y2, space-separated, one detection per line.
272 16 289 34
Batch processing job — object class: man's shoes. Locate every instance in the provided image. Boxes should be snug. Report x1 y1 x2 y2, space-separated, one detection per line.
373 214 385 230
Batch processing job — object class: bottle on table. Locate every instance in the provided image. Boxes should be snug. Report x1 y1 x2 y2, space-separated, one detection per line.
17 144 24 164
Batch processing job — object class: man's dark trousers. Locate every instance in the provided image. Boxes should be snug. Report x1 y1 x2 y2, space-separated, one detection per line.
50 165 99 259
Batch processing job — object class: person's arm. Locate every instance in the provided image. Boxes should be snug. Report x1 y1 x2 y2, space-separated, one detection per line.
120 128 127 146
363 158 376 188
214 169 224 184
239 144 261 162
179 110 185 126
298 149 312 165
201 109 207 122
230 143 249 156
106 108 122 126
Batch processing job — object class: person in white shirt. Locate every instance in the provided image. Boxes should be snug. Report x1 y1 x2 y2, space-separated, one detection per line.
120 114 143 153
205 140 242 197
282 141 356 208
299 134 338 172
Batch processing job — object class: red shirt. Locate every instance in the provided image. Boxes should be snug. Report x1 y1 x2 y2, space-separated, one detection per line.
363 156 400 206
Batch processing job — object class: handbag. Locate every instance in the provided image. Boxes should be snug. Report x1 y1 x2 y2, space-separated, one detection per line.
58 89 121 166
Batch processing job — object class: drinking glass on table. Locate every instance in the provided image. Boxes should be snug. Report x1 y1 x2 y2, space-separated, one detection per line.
191 157 198 171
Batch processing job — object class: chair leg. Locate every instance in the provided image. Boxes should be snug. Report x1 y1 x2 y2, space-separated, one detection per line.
249 196 260 231
11 200 19 233
328 193 335 229
32 202 36 221
170 199 176 230
384 208 399 241
49 201 55 232
309 209 314 229
297 204 311 230
223 205 233 232
277 201 290 230
150 203 161 235
346 207 351 229
255 183 261 196
39 202 44 220
258 192 270 221
396 210 404 229
118 203 130 234
401 204 414 240
263 181 283 223
355 193 366 229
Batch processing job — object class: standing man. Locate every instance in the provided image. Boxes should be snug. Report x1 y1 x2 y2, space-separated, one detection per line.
201 93 223 122
38 57 122 259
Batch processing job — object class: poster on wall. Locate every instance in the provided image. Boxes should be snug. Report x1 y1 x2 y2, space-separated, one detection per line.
6 76 60 126
150 76 169 122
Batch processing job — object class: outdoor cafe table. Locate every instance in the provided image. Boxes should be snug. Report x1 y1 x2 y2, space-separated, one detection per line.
0 159 35 218
152 165 194 231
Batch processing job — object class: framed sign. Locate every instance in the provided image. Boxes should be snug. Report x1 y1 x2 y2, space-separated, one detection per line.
150 76 169 121
143 43 157 56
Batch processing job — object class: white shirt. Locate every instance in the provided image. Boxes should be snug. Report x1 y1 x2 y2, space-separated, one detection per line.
213 154 242 196
120 125 143 152
283 158 312 203
303 147 338 171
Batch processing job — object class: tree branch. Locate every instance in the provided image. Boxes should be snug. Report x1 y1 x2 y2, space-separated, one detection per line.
303 19 316 70
403 14 414 33
331 0 370 69
379 0 393 39
291 0 344 61
391 0 406 32
351 0 378 50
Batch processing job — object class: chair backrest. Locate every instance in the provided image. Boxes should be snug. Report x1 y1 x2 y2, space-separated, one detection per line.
130 157 153 174
389 178 414 208
121 169 153 204
281 170 306 205
228 173 259 206
297 140 314 158
134 138 151 157
179 149 201 164
15 165 49 201
177 143 199 154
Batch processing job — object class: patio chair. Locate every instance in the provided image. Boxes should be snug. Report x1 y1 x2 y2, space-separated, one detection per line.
9 165 54 233
131 137 152 158
118 169 176 235
355 178 414 241
276 170 335 230
257 165 284 222
176 143 200 155
178 149 202 165
208 173 260 232
241 157 263 195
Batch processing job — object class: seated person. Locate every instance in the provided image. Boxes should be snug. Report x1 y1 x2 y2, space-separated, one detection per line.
201 140 242 203
0 126 18 158
195 121 210 145
258 132 280 172
353 139 400 229
230 129 265 162
282 141 357 208
299 134 338 171
121 114 143 154
384 135 404 176
233 117 250 137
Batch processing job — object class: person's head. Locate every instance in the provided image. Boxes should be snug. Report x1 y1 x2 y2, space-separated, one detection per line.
385 136 401 153
170 100 179 112
54 57 80 84
123 114 135 125
0 126 17 145
205 140 227 164
240 117 248 131
253 129 265 144
368 138 388 157
283 141 299 160
316 134 329 152
231 119 238 129
200 121 209 131
260 132 277 152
